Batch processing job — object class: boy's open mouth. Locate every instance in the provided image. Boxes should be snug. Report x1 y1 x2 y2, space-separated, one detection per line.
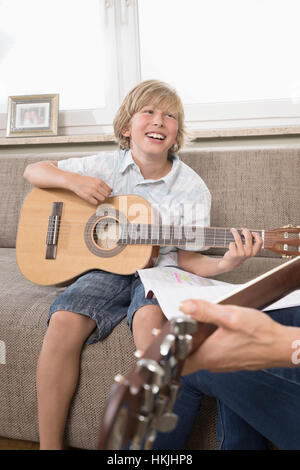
146 132 166 141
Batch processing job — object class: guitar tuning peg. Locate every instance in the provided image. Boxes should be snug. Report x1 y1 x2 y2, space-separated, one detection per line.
114 374 125 383
152 328 161 336
134 349 144 358
136 358 164 389
172 316 198 335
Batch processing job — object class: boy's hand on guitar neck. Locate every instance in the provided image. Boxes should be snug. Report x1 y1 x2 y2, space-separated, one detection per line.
218 228 263 272
68 173 112 205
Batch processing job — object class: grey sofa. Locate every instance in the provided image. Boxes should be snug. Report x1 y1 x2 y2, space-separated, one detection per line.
0 147 299 449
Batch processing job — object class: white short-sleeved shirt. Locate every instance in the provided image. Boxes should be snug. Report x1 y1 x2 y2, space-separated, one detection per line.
58 149 211 266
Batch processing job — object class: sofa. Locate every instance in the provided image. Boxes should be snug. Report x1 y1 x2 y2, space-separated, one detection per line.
0 146 299 450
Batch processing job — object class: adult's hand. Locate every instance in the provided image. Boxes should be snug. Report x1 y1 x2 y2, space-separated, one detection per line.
180 300 298 375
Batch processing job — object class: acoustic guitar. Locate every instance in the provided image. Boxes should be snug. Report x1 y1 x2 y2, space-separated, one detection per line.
98 255 300 450
16 187 300 286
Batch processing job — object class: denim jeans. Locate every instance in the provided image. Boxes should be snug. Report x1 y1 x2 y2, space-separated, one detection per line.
153 306 300 450
49 269 158 344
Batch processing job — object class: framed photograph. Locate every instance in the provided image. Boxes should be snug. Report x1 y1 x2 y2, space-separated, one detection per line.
6 94 59 137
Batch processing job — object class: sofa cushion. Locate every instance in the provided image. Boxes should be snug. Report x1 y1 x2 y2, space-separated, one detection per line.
0 248 284 448
0 248 137 448
0 248 219 449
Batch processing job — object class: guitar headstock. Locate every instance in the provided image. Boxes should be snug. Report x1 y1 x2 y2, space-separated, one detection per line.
98 316 199 450
264 225 300 257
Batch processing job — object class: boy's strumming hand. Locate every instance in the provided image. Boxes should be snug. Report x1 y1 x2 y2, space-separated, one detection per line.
68 173 112 205
218 228 262 272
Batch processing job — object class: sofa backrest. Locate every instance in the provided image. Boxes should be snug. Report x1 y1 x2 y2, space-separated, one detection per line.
0 148 299 257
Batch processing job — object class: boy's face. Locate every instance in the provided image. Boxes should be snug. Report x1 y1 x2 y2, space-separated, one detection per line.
122 103 178 160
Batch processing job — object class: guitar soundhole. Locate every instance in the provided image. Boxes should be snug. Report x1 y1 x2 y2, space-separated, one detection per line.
84 214 125 258
93 218 121 250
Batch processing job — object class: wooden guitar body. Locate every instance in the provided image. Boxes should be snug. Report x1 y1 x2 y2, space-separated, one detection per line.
16 188 158 286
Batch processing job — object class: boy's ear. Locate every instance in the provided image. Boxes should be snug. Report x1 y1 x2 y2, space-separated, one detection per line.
121 128 131 137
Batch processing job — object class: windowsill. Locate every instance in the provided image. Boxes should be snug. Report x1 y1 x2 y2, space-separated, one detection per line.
191 125 300 138
0 133 116 146
1 124 300 147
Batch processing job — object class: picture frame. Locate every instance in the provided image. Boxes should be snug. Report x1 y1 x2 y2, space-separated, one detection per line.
6 93 59 137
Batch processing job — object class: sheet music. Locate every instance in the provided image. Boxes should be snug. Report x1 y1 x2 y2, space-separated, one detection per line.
138 266 300 320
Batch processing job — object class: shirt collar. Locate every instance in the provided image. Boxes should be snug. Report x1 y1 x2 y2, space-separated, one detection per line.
119 149 180 191
119 149 136 173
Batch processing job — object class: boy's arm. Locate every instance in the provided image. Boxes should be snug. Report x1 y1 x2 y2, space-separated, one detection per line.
24 160 112 205
178 228 262 277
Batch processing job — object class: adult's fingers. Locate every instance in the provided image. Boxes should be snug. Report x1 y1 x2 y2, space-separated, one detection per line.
179 299 237 329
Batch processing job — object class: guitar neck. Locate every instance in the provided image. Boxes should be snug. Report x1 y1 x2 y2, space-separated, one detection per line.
118 225 264 248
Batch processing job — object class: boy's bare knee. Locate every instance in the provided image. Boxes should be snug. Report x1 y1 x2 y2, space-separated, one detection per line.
45 310 96 349
133 305 165 327
132 305 167 350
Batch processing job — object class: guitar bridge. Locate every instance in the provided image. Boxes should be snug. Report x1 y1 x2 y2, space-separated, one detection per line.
45 202 63 259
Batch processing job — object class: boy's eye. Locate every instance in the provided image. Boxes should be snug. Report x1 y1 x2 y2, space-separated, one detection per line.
143 109 153 114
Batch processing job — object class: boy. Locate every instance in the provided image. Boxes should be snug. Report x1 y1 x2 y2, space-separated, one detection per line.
24 80 262 449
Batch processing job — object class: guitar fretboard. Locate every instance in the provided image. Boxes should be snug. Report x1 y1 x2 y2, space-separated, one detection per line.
118 225 263 247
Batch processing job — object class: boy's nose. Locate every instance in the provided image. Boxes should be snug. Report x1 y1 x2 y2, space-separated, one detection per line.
152 112 164 126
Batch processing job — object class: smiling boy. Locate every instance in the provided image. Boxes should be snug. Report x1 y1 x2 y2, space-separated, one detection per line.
24 80 261 449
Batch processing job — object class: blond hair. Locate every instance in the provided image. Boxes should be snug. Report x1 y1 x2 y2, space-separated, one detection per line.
113 80 187 156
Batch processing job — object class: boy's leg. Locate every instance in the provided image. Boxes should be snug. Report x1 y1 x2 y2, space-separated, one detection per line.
128 275 167 351
132 304 167 350
38 270 134 449
37 310 96 450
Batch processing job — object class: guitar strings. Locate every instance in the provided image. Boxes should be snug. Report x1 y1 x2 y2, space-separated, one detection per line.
22 222 266 236
20 224 299 243
19 223 297 247
21 221 294 242
21 221 267 232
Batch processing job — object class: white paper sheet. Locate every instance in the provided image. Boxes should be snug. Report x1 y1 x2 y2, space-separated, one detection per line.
138 266 300 320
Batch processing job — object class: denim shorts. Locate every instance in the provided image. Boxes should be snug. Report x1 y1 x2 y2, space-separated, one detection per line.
48 270 159 344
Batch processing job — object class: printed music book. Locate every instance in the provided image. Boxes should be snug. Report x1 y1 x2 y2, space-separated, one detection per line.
138 266 300 320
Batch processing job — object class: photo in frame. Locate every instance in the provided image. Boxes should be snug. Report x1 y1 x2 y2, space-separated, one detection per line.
6 94 59 137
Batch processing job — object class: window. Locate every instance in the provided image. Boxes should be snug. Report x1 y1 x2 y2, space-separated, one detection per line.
137 0 300 130
0 0 106 111
1 0 300 137
0 0 120 134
